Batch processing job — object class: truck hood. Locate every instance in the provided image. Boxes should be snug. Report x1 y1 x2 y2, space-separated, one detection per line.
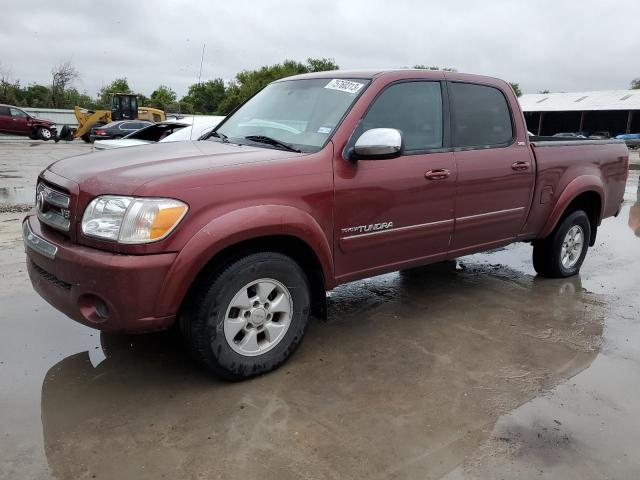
48 140 304 194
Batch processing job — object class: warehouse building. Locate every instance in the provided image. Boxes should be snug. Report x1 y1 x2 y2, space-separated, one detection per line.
519 90 640 137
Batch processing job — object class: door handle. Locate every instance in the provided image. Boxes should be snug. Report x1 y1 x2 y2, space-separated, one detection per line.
511 161 530 171
425 169 451 180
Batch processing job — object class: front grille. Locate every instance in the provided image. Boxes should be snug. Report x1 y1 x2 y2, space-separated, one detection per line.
30 260 72 291
36 182 71 234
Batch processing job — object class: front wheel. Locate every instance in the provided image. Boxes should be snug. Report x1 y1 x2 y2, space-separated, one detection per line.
181 252 311 381
533 210 591 278
37 127 52 141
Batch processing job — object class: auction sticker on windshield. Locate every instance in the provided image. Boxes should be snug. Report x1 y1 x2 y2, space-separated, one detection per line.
325 79 364 94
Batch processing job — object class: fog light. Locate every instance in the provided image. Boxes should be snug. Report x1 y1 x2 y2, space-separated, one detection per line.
78 295 110 323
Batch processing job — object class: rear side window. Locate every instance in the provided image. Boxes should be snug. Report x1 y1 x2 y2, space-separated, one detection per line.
361 81 443 151
0 106 10 116
450 83 513 148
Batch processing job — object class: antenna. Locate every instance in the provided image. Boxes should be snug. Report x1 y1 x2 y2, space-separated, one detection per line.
189 42 206 140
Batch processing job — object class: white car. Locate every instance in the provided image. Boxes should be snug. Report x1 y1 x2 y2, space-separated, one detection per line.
93 116 225 151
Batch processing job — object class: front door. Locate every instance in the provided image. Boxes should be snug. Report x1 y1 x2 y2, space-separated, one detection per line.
333 80 456 282
9 107 29 134
447 81 535 255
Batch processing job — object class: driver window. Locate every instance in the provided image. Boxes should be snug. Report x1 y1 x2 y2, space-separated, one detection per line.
361 81 443 152
10 108 27 118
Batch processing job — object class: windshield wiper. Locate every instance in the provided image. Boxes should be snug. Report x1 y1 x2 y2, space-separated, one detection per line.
243 135 301 153
208 131 228 142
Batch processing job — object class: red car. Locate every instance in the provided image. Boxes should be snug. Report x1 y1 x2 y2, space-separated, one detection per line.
23 70 629 380
0 104 58 140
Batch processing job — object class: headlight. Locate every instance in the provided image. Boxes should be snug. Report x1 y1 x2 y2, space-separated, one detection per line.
81 196 188 243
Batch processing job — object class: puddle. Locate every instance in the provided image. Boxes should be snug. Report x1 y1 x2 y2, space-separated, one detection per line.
0 186 36 205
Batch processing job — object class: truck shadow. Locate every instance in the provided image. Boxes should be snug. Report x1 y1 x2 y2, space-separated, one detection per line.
40 261 605 480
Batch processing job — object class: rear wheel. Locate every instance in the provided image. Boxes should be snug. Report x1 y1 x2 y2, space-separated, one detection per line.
181 252 311 381
81 133 92 143
533 210 591 278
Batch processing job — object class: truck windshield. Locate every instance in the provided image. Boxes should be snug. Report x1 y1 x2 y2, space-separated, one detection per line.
212 78 370 152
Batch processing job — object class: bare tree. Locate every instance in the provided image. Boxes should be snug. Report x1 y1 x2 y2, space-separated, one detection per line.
51 59 79 108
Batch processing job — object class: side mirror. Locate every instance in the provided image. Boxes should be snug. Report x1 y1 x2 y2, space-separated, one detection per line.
352 128 403 160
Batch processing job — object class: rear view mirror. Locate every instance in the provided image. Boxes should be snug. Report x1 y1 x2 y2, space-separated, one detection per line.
352 128 403 160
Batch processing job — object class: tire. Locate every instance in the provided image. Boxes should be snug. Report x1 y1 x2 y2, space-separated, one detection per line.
180 252 311 381
533 210 591 278
37 127 52 141
81 133 92 143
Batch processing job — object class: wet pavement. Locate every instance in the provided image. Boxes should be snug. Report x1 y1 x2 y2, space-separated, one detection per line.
0 143 639 479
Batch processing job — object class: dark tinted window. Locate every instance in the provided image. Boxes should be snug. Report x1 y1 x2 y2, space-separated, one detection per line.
451 83 513 147
361 81 443 151
0 106 10 116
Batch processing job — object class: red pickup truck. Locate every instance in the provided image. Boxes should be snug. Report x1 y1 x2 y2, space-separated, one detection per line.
23 70 628 380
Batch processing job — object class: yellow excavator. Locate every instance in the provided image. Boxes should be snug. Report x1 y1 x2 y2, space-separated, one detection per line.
72 93 166 142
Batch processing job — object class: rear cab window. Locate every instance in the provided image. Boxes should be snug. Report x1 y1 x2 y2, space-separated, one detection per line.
450 82 513 148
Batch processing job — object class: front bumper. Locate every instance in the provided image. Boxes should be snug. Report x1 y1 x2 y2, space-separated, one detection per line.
23 214 177 333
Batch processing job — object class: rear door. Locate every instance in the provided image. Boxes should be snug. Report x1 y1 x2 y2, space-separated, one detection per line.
448 81 535 255
333 80 456 281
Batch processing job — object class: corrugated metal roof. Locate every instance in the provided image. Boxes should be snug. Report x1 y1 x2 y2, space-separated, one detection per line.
519 90 640 112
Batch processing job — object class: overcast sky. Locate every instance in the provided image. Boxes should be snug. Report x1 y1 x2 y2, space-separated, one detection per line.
1 0 639 98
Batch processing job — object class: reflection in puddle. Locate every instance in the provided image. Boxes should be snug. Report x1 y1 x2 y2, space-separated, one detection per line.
629 180 640 237
0 186 35 205
40 262 605 479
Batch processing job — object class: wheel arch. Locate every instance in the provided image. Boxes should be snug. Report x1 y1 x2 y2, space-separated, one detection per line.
539 175 604 245
156 205 334 322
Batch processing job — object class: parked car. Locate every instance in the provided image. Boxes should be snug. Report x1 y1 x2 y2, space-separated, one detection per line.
92 116 225 151
23 70 628 380
615 133 640 149
0 104 58 140
89 120 153 142
552 132 586 138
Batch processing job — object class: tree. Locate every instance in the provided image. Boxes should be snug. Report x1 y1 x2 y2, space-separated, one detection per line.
0 64 22 105
509 82 522 97
23 84 51 107
218 57 339 114
51 59 79 108
149 85 177 110
307 57 339 72
64 88 96 110
181 78 226 114
631 78 640 90
97 78 132 107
